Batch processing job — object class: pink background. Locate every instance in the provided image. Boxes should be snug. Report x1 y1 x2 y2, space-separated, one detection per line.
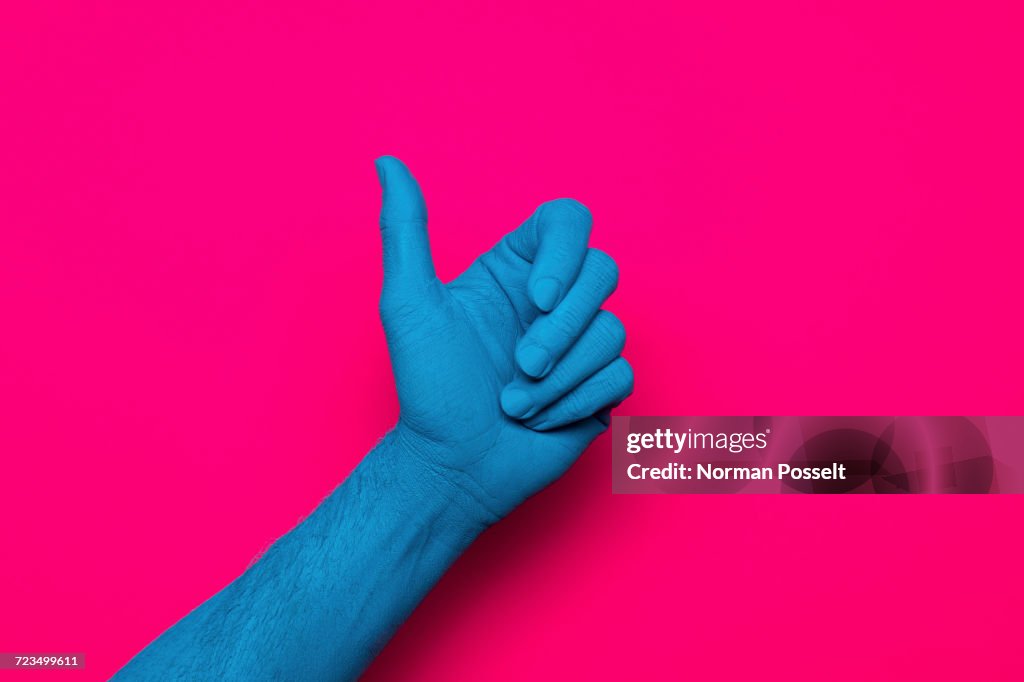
2 2 1022 679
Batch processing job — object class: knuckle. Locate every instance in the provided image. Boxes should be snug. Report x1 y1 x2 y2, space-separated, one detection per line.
378 291 394 318
562 390 588 416
378 288 416 325
598 375 619 398
565 306 590 333
595 310 626 352
614 358 636 394
587 248 620 292
547 308 585 342
595 358 632 397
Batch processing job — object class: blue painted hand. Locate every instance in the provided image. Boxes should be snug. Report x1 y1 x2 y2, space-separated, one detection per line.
376 156 633 521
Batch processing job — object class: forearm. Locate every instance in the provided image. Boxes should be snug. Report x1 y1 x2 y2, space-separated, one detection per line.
114 429 489 681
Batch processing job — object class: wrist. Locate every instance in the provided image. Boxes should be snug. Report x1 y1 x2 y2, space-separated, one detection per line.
377 425 502 534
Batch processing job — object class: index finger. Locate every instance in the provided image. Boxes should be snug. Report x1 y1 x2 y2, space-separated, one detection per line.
504 198 592 312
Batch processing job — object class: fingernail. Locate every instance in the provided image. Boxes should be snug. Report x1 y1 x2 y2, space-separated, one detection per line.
532 277 561 312
517 343 551 378
374 157 387 186
500 387 533 418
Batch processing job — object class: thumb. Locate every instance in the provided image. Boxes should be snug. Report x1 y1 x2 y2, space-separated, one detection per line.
375 155 436 289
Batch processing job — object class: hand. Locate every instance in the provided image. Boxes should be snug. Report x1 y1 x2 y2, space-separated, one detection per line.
376 156 633 521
